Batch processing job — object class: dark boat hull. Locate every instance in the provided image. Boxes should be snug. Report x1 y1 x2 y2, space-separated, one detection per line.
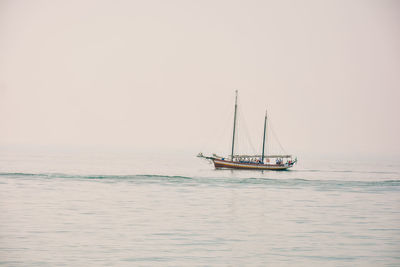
213 159 292 170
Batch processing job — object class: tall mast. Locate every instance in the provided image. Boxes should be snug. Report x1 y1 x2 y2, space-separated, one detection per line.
231 90 238 161
261 110 267 163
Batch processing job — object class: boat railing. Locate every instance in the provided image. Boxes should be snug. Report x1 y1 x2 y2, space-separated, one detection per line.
233 154 293 158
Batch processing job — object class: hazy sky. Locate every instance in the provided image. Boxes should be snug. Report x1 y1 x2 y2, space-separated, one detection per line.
1 0 399 157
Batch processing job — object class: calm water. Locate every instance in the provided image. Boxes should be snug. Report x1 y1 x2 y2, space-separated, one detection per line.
0 148 399 266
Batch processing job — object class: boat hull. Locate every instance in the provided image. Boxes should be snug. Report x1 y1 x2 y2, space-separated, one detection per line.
213 159 292 170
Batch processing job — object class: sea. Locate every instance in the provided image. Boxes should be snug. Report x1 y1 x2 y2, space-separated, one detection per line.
0 147 399 266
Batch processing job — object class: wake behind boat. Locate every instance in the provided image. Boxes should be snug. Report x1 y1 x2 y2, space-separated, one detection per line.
198 90 297 170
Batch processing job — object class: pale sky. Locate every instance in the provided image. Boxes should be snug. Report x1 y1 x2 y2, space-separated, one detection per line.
1 0 399 158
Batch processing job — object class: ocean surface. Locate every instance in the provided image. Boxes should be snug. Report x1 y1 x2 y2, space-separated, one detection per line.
0 148 399 266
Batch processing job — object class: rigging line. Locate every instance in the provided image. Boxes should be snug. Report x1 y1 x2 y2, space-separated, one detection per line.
236 105 257 154
216 109 235 153
269 119 287 154
199 97 233 153
206 110 233 154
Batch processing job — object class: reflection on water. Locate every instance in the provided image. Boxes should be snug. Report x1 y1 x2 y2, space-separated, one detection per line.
0 149 399 266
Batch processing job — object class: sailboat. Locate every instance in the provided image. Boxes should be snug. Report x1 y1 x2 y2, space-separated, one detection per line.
198 90 297 170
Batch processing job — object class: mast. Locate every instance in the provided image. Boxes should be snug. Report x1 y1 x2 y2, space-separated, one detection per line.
231 90 238 161
261 110 267 163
